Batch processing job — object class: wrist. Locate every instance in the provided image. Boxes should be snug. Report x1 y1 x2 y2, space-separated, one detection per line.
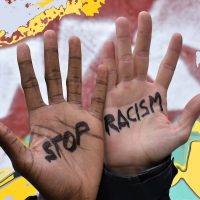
97 157 176 200
105 157 171 177
107 165 148 177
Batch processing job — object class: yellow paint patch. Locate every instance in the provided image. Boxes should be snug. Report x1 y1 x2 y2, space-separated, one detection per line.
82 0 105 16
0 168 12 182
35 0 55 8
173 121 200 196
0 175 37 199
173 141 200 197
0 168 36 199
172 121 200 197
0 0 105 47
192 121 200 133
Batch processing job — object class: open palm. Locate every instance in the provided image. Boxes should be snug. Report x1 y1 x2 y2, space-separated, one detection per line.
103 12 200 176
0 31 107 200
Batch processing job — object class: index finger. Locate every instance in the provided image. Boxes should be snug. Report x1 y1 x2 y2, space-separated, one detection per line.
156 33 182 89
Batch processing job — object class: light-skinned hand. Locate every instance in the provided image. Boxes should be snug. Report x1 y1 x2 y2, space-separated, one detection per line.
103 11 200 176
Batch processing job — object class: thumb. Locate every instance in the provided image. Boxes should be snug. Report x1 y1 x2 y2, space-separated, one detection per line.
176 94 200 143
0 123 32 174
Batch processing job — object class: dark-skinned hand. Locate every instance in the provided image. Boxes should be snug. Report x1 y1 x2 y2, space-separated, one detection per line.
0 31 107 200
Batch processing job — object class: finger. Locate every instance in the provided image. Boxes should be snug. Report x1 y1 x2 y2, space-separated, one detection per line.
44 30 64 104
91 65 108 120
156 33 182 89
0 123 32 174
133 11 152 80
17 43 45 111
116 17 133 82
67 36 82 105
176 94 200 144
103 41 117 90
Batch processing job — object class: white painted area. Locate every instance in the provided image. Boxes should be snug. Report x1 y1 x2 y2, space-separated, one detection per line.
150 0 200 49
0 147 13 172
146 0 200 110
58 18 115 82
166 59 199 111
0 0 67 36
196 51 200 68
0 45 21 117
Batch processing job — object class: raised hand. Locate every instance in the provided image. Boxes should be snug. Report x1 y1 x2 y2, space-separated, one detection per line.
0 31 107 200
103 11 200 176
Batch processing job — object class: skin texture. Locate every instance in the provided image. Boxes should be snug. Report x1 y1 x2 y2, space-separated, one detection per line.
103 11 200 176
0 31 108 200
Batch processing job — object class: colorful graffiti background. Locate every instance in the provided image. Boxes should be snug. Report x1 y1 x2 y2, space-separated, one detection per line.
0 0 200 199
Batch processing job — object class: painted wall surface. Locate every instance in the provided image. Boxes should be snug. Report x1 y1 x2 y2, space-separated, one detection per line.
0 0 199 199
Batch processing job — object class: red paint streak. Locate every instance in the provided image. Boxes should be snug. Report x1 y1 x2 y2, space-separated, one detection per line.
25 3 31 8
0 30 23 47
0 88 29 138
5 0 15 4
168 110 182 122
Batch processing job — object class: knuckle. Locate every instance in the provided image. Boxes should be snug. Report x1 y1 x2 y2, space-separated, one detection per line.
117 35 129 40
22 77 38 89
49 93 64 103
45 47 58 54
68 91 81 97
121 75 132 81
69 56 81 61
45 70 61 81
69 56 81 68
134 50 149 58
96 79 107 86
67 83 81 95
67 76 81 83
92 96 105 104
18 60 32 66
162 63 175 72
119 53 133 62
